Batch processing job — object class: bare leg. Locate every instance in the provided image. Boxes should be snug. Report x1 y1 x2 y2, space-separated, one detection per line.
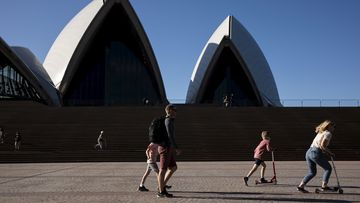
158 169 166 193
260 162 266 179
246 164 259 178
164 166 177 186
140 167 151 186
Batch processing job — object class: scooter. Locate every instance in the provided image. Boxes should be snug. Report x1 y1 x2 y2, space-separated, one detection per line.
314 156 344 194
255 151 277 185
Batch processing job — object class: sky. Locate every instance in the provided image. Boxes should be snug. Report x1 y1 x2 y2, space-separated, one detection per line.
1 0 360 106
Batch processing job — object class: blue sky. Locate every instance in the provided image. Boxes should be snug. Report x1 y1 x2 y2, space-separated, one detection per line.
1 0 360 106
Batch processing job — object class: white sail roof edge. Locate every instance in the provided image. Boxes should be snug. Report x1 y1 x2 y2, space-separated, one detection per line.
12 47 61 106
43 0 103 88
186 16 281 106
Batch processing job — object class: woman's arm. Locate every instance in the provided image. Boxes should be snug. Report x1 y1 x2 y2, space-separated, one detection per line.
320 138 334 156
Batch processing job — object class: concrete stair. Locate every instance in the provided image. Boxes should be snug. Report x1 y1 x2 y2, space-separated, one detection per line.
0 101 359 162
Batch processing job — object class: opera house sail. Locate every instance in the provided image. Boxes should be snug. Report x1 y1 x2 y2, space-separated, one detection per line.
44 0 167 106
186 16 281 106
0 37 61 106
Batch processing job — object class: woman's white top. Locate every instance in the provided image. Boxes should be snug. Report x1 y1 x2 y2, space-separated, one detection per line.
310 130 332 148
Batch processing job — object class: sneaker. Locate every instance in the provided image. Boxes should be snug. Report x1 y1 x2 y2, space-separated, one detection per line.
321 186 334 191
260 178 268 183
137 186 149 192
297 186 309 193
157 185 172 192
157 190 173 198
243 177 249 186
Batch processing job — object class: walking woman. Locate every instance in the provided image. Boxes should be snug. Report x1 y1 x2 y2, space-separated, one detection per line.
297 120 336 193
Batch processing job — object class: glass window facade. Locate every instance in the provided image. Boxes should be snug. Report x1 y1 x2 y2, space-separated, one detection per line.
63 4 162 106
0 52 42 102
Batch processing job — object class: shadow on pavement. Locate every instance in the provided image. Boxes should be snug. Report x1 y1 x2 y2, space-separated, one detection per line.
171 191 352 202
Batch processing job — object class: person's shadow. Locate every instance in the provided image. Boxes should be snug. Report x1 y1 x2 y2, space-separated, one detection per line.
170 190 354 202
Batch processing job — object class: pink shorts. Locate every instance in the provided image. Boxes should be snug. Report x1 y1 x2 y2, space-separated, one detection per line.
158 146 177 170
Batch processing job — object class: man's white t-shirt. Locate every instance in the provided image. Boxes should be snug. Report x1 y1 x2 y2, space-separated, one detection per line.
310 130 332 148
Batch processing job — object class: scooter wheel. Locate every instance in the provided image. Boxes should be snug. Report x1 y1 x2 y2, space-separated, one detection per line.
338 189 343 194
315 189 320 193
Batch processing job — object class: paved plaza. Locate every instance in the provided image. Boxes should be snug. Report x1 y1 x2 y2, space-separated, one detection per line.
0 161 359 202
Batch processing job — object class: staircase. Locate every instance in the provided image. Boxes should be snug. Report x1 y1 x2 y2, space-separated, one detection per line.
0 101 359 162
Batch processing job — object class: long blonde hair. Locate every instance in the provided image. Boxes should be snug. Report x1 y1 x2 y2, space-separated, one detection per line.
315 120 335 134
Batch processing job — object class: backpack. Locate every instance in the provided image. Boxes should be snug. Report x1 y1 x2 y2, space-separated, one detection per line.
149 116 168 144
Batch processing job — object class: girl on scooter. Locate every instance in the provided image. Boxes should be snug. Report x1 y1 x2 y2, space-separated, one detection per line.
297 120 335 193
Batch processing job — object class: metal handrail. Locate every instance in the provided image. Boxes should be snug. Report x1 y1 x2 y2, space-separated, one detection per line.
168 99 360 107
44 98 360 107
280 99 360 107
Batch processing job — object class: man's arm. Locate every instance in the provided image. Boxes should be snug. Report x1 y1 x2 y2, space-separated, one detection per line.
165 118 178 149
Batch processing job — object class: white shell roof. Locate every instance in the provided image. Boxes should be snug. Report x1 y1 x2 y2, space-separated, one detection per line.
43 0 103 87
12 47 61 106
186 16 281 106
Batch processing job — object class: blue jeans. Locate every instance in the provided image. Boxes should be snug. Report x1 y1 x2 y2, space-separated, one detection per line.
302 147 332 184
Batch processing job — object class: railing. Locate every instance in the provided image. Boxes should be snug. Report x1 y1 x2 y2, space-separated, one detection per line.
168 99 360 107
18 98 358 107
280 99 360 107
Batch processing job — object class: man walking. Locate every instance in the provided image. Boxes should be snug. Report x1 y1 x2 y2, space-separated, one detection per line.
157 104 181 198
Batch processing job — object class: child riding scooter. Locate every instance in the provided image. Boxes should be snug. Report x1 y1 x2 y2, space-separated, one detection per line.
243 131 274 186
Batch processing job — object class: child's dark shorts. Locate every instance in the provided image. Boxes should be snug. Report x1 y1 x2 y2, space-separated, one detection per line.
254 158 264 166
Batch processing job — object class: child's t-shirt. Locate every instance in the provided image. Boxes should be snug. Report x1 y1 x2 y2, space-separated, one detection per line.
254 139 271 160
147 143 159 163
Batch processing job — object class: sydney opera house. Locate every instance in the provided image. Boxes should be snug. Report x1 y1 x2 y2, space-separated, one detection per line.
1 0 280 107
1 0 358 162
186 16 281 106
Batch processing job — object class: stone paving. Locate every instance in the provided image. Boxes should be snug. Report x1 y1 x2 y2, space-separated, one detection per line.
0 161 359 202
